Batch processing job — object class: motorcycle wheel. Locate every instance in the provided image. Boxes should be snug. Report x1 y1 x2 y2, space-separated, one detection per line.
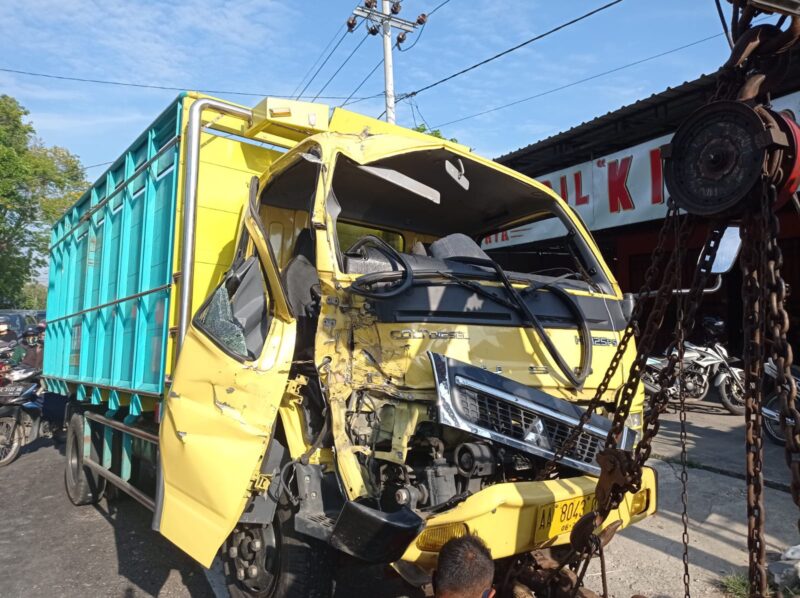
719 368 746 415
0 417 23 467
682 369 710 402
763 393 786 446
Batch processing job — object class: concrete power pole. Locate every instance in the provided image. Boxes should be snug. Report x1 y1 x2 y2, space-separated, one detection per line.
351 1 422 124
381 0 396 124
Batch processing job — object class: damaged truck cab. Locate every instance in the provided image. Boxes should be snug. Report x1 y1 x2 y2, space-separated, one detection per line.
43 93 656 596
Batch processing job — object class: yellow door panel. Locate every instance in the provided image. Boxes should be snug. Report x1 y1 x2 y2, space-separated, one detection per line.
157 182 296 567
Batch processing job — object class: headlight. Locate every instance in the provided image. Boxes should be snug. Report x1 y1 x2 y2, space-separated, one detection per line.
415 523 469 552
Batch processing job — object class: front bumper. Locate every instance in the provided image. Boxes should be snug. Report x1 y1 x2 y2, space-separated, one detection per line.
400 466 657 570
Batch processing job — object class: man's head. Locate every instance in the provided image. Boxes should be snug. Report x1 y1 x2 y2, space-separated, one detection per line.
22 327 39 347
433 534 495 598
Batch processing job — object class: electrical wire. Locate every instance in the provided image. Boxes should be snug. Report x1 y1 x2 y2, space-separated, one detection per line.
340 60 384 106
0 66 371 100
398 21 426 52
294 29 353 100
397 0 455 53
84 161 113 170
291 24 347 98
397 0 625 101
431 32 725 129
428 0 451 17
312 27 370 101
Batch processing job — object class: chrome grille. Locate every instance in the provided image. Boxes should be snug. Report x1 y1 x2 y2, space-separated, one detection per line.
456 385 603 466
542 418 602 466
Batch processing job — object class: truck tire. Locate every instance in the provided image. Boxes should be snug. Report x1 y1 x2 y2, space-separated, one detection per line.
223 499 333 598
64 412 106 505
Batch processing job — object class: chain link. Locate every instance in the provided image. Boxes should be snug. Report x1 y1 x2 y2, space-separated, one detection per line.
674 210 692 598
764 184 800 518
741 196 769 597
538 200 689 481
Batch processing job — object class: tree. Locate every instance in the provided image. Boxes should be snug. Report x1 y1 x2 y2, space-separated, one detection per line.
411 124 459 143
0 95 86 308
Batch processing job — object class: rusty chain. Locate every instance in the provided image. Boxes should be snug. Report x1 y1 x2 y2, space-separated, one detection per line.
764 184 800 516
533 10 800 598
592 223 725 517
741 196 769 597
674 210 692 598
537 200 689 481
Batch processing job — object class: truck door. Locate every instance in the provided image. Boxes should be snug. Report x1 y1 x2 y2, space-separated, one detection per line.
155 183 296 567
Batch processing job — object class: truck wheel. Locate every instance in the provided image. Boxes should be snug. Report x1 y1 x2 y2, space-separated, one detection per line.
64 413 106 505
223 501 333 597
0 417 23 467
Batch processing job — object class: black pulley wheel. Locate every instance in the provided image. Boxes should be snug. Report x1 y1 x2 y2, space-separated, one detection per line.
664 100 769 217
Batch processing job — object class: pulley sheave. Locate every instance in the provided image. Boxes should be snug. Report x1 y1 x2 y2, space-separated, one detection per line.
664 100 772 217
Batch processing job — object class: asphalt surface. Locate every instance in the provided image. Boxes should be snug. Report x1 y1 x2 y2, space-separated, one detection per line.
0 438 420 598
0 394 797 598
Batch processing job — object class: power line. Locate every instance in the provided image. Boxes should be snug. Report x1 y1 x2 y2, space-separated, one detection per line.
431 33 725 129
313 30 370 102
398 0 452 52
295 29 353 100
398 0 625 101
341 60 384 106
291 24 347 98
428 0 451 17
0 66 371 100
84 161 113 170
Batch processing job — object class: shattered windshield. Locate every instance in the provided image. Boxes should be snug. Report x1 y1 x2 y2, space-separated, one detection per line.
330 148 610 292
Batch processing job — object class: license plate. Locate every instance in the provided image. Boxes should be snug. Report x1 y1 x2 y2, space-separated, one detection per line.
534 494 598 543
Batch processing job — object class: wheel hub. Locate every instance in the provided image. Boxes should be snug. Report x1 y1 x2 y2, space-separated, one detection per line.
224 524 280 595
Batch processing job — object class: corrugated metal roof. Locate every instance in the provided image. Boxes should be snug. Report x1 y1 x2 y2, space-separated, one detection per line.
496 52 800 175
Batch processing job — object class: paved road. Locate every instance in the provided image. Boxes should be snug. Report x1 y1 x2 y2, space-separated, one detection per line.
651 394 790 487
0 439 420 598
0 396 797 598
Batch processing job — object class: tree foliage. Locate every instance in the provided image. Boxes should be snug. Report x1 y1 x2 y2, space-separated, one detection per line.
411 123 459 143
0 95 86 307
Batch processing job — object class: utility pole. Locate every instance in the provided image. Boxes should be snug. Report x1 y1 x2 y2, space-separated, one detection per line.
381 0 396 124
350 1 425 124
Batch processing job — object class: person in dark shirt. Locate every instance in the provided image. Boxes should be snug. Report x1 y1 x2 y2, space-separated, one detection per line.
13 327 43 370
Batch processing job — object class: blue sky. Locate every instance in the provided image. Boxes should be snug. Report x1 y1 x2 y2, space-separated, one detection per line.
2 0 734 176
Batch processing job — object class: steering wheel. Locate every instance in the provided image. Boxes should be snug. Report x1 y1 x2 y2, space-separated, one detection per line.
346 235 414 299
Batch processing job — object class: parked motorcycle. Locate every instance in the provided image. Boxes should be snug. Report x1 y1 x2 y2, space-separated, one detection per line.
762 359 800 446
642 318 745 415
0 366 66 466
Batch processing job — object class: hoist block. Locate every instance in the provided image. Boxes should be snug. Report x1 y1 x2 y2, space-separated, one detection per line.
663 100 800 216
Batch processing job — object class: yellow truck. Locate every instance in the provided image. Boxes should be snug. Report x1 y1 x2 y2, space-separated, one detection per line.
41 92 656 596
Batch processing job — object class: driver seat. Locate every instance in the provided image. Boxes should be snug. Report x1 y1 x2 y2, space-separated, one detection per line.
281 229 320 363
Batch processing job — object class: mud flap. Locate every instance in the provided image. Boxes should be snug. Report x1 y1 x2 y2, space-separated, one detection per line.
329 501 424 563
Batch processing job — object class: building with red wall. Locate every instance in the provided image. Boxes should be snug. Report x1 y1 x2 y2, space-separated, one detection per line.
496 70 800 353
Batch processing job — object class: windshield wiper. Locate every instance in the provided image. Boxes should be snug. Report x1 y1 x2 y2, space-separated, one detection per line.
437 271 520 311
447 255 592 389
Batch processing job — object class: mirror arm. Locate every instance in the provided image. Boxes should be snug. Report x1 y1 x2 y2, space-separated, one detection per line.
634 275 722 299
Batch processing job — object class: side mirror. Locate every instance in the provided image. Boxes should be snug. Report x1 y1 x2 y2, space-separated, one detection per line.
710 226 741 274
633 225 741 301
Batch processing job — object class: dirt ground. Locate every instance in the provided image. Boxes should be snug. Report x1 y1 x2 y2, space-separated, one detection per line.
0 397 796 598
